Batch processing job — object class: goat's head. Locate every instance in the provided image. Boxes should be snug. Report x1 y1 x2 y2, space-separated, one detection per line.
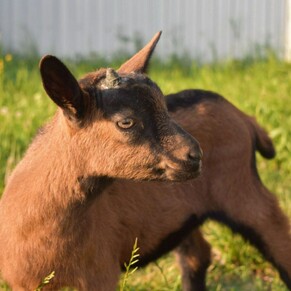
39 32 202 182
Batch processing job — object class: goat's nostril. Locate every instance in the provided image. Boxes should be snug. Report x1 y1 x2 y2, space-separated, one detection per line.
188 150 202 163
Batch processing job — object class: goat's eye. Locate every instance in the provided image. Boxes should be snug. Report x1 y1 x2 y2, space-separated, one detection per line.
117 118 135 129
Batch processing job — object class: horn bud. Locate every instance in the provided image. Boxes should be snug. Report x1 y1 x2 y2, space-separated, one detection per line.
105 68 121 88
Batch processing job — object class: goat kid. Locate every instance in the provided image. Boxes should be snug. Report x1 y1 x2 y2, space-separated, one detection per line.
0 32 202 290
97 35 291 290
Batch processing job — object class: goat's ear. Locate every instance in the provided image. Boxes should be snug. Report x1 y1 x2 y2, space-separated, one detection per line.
39 55 85 121
118 31 162 74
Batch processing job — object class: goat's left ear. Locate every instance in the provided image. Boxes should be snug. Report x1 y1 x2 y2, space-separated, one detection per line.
39 55 86 122
118 31 162 74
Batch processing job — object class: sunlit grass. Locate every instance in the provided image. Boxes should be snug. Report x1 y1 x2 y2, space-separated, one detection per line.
0 53 290 290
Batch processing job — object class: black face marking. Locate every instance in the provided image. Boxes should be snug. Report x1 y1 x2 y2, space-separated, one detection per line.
99 83 171 147
80 72 170 145
166 89 222 113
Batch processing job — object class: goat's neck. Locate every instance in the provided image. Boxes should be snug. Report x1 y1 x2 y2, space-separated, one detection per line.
7 118 110 220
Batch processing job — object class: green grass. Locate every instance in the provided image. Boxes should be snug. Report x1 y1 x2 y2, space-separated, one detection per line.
0 53 291 290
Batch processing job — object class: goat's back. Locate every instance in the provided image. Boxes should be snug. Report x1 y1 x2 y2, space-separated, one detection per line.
166 89 275 161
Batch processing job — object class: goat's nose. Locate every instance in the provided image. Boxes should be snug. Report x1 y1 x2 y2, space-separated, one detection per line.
188 153 200 163
188 148 203 162
186 148 202 171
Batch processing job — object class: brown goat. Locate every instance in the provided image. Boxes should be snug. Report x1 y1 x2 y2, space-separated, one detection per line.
1 32 291 291
93 36 291 290
0 32 203 290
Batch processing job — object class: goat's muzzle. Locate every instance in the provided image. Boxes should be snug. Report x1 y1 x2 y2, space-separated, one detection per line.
155 146 202 182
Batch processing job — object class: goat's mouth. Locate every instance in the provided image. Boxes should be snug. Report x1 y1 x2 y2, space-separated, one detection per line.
153 159 202 182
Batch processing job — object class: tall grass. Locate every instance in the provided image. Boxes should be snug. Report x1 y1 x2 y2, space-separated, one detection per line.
0 53 290 290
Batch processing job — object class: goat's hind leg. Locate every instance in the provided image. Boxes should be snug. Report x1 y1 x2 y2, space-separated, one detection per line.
175 228 211 291
215 183 291 289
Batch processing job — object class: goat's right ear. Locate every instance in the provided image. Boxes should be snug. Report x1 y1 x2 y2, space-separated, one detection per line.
39 55 85 121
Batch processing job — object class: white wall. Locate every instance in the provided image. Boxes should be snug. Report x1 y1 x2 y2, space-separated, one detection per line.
0 0 287 61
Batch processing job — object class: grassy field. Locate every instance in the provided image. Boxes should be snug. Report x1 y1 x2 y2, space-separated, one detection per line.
0 52 291 290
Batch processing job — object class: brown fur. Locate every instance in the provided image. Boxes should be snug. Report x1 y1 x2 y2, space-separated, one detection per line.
0 33 202 290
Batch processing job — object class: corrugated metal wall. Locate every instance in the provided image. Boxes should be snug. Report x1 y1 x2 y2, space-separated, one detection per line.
0 0 287 61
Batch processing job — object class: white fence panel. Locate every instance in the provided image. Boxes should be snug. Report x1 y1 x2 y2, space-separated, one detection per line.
0 0 287 61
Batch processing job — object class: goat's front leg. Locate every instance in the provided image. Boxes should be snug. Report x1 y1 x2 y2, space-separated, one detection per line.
215 183 291 290
175 228 211 291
